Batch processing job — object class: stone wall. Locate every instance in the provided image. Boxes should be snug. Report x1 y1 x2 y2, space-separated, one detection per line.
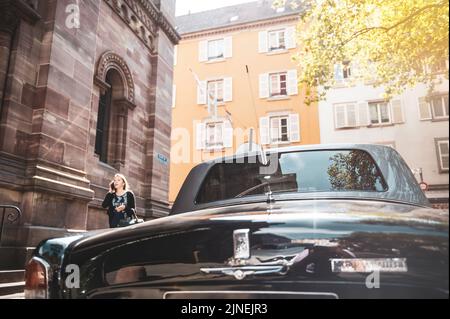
0 0 179 269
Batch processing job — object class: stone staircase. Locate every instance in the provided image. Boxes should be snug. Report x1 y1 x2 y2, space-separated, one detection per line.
0 270 25 296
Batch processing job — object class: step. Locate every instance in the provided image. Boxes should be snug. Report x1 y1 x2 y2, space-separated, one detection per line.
0 281 25 296
0 270 25 284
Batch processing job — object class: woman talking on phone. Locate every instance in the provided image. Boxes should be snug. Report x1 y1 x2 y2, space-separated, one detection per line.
102 173 136 228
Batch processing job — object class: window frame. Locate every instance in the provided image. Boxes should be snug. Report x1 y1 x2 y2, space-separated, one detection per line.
435 138 449 173
205 122 224 149
369 101 392 126
207 79 224 103
430 95 449 120
268 29 286 52
269 72 288 97
207 39 225 61
269 115 290 144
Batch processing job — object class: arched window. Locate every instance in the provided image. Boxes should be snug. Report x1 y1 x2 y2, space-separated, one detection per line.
94 51 136 169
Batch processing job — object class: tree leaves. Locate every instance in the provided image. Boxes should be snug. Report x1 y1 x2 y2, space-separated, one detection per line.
273 0 449 103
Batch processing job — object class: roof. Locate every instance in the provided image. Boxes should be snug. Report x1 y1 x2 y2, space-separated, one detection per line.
175 0 302 35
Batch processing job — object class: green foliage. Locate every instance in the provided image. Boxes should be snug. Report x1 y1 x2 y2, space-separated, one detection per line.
274 0 449 103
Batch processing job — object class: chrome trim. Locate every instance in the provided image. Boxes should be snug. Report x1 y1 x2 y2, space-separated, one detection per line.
163 290 339 299
201 265 287 280
330 258 408 273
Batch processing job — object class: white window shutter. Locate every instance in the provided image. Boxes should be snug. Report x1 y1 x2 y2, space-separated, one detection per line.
223 77 233 102
347 104 357 127
223 121 233 148
334 64 343 81
335 104 346 129
259 117 270 145
224 36 232 58
289 113 300 142
259 73 269 99
258 31 268 53
391 98 404 124
287 69 298 96
197 81 207 105
357 101 370 126
285 26 296 49
196 123 206 150
418 97 432 120
199 41 207 62
171 84 176 108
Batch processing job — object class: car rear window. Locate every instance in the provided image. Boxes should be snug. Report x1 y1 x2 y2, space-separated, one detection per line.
195 150 388 204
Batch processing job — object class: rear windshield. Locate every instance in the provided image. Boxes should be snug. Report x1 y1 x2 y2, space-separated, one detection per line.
195 150 387 204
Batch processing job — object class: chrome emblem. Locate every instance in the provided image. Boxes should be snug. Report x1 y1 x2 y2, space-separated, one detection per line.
233 229 250 259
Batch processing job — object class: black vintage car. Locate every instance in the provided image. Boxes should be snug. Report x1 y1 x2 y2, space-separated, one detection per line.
25 144 448 299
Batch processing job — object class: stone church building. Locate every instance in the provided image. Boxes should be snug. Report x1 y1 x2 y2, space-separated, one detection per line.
0 0 178 269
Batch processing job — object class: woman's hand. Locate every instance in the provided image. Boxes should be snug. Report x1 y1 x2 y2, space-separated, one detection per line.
115 204 126 212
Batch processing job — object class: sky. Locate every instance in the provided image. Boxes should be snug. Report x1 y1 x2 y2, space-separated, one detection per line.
175 0 256 16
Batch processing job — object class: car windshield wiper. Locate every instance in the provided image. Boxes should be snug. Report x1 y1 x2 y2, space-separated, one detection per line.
234 181 276 203
234 182 269 198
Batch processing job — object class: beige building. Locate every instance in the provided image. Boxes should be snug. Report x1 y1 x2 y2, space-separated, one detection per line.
169 1 321 203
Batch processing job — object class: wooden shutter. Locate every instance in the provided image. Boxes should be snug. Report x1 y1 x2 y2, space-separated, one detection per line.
199 41 207 62
285 26 296 49
196 123 205 150
357 101 370 126
223 121 233 148
259 73 269 99
289 113 300 142
418 97 432 120
223 77 233 102
391 98 404 123
259 117 270 145
335 104 346 129
197 81 207 105
224 36 232 58
347 104 357 127
287 69 298 96
258 31 268 53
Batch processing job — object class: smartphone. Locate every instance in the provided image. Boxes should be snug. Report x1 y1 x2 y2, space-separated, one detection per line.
110 181 115 192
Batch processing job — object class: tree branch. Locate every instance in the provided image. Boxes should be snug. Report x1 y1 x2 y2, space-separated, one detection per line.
340 1 448 47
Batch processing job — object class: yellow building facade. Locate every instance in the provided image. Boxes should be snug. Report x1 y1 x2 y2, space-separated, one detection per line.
169 4 321 203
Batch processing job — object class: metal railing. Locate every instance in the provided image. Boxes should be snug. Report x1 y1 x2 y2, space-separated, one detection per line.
0 205 22 247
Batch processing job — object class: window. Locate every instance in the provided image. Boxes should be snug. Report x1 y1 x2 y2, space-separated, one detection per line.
436 139 449 172
206 122 224 149
207 80 224 103
207 39 224 60
343 61 352 79
268 29 286 51
430 95 449 119
334 103 357 128
195 150 388 204
419 94 449 120
95 83 112 163
369 101 391 125
334 62 353 81
269 72 287 97
270 116 289 143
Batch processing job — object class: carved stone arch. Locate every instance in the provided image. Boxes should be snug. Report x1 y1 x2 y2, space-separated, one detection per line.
94 51 136 109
